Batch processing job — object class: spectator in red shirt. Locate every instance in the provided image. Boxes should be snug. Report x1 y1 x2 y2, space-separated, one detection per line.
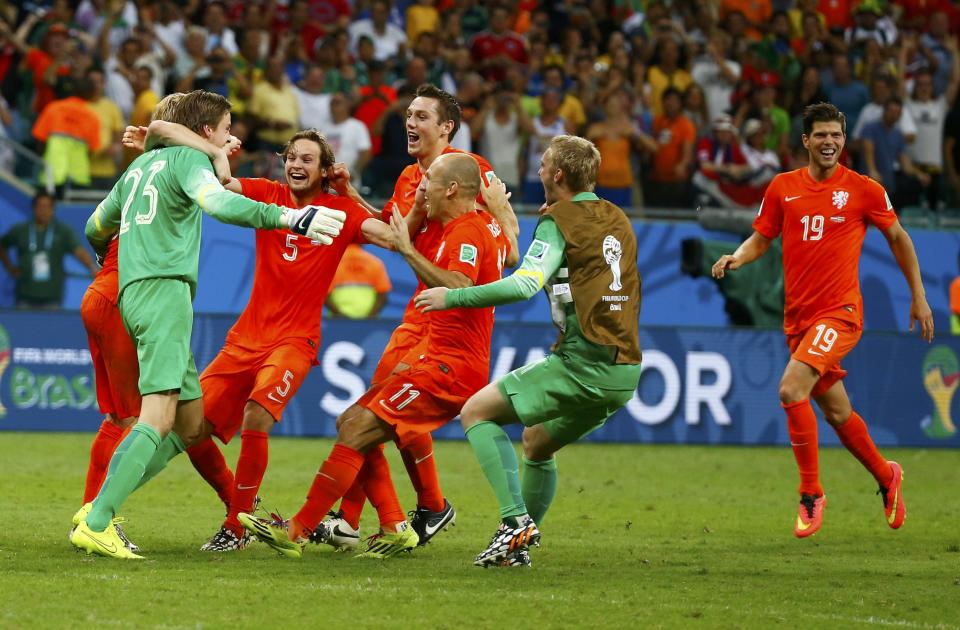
8 20 72 116
693 114 753 208
355 60 397 155
470 6 528 82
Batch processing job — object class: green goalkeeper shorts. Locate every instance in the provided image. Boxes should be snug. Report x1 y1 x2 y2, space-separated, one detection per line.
497 353 636 446
119 277 201 401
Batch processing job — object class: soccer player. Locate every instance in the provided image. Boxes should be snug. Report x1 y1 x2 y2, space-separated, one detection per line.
70 90 347 559
710 102 934 538
415 135 642 567
239 152 506 559
314 84 518 550
133 121 402 552
76 93 239 552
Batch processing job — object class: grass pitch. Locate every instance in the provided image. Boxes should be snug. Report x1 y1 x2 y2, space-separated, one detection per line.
1 433 958 629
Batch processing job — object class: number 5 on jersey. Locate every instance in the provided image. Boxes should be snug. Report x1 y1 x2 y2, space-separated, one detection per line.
266 370 295 404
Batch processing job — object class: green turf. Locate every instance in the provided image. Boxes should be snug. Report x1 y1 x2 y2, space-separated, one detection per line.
1 433 958 629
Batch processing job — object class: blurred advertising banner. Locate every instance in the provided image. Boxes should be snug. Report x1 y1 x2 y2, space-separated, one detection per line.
1 310 957 447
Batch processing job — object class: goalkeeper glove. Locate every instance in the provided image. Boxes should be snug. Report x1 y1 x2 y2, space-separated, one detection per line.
283 205 347 245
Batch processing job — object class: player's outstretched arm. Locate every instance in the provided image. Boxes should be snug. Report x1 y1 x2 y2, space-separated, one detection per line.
480 173 520 267
388 208 474 289
711 231 772 279
415 216 565 312
178 154 345 242
882 220 934 342
145 120 237 185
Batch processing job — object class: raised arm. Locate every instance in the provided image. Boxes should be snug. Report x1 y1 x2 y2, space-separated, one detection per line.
414 216 565 311
388 208 474 289
479 173 520 267
146 120 234 184
882 220 934 341
710 230 773 279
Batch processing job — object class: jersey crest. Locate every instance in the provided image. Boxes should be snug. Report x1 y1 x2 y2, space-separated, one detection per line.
832 190 849 210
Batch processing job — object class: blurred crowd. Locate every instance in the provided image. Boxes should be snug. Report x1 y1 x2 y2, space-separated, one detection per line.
1 0 960 212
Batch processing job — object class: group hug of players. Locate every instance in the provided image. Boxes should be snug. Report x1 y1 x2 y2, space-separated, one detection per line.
68 84 934 567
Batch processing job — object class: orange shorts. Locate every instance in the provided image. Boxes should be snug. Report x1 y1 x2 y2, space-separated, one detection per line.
787 315 862 398
370 321 427 386
358 357 471 448
80 288 141 419
200 339 316 444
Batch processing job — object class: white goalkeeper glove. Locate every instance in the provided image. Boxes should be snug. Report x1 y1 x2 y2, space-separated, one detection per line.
283 205 347 245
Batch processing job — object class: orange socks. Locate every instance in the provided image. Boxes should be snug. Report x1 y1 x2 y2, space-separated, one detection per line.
783 399 823 496
833 411 892 486
186 437 235 509
361 445 405 530
291 444 364 539
398 433 445 512
223 430 269 536
83 419 126 503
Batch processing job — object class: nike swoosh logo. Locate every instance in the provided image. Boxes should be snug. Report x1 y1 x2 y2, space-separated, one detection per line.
297 211 312 232
887 491 899 524
795 516 812 531
84 530 118 554
807 349 824 356
237 484 258 490
785 195 802 202
316 472 335 481
414 452 433 465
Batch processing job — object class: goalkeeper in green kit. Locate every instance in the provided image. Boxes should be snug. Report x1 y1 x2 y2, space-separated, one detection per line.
415 135 642 568
71 90 346 559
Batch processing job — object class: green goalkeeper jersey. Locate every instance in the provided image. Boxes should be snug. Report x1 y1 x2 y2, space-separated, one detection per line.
85 146 286 299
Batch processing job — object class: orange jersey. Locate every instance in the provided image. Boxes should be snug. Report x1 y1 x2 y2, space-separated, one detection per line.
88 237 120 304
225 178 369 350
753 165 897 335
424 210 504 390
383 148 509 327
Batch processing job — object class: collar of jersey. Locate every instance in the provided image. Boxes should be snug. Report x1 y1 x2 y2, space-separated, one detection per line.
800 164 846 191
572 191 600 202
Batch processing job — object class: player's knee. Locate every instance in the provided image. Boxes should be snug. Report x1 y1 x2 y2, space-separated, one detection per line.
459 399 482 431
778 380 807 405
522 427 556 461
242 402 275 433
819 402 852 427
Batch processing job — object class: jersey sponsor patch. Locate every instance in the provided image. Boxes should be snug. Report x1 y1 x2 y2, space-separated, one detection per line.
883 191 893 211
527 239 550 261
459 243 478 266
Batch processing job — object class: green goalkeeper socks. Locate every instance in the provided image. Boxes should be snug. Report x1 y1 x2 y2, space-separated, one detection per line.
87 423 161 532
522 456 558 525
465 421 526 519
133 431 186 492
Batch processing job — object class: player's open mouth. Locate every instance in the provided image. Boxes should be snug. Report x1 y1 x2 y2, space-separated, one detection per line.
407 132 420 144
289 172 307 182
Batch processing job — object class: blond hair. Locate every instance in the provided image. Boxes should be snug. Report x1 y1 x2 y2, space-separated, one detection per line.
151 92 184 122
547 135 600 192
167 90 232 134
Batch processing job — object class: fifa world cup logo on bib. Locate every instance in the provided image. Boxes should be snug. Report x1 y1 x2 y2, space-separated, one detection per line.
920 345 959 439
603 235 623 292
